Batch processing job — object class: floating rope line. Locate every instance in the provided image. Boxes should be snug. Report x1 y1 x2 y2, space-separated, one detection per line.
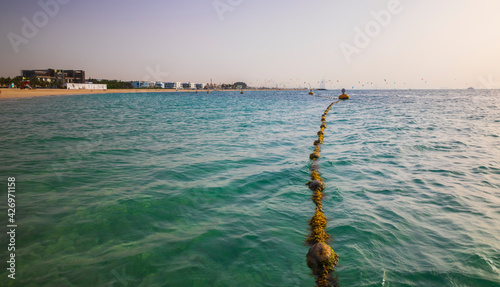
306 100 341 287
311 94 341 100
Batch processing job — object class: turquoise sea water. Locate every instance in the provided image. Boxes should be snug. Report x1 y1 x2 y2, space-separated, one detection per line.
0 90 499 286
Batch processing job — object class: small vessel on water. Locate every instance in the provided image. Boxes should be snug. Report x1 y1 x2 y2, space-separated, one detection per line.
317 78 327 91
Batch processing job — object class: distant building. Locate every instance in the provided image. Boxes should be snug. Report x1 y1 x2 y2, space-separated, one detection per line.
195 83 206 89
182 82 196 90
21 69 85 84
65 83 107 90
234 82 248 89
131 81 155 88
164 82 182 89
155 82 164 89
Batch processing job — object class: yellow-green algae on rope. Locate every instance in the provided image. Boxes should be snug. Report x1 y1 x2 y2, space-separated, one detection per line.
305 101 340 287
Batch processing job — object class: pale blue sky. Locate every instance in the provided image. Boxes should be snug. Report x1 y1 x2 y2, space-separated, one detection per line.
1 0 499 89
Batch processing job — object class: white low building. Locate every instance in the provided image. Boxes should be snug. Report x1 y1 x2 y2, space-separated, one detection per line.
182 82 196 89
164 82 183 89
131 81 155 88
65 83 107 90
196 83 206 89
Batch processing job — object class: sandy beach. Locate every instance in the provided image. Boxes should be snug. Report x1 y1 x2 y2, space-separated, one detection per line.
0 88 305 99
0 88 185 99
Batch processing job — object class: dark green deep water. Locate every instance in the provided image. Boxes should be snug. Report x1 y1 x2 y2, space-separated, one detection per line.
0 90 499 286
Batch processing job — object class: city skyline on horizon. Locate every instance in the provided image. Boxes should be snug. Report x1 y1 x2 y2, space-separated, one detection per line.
1 0 500 89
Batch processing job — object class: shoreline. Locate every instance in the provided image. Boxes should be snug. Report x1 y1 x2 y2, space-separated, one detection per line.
0 88 308 99
0 88 488 99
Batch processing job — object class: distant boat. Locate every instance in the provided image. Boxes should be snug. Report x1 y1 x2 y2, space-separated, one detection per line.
318 78 327 90
467 87 474 90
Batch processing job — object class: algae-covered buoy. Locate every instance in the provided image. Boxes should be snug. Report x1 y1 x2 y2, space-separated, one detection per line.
310 161 320 171
307 180 324 191
306 243 334 269
306 243 338 281
310 152 321 160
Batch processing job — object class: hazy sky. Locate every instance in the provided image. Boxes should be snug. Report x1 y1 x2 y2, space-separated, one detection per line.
1 0 500 89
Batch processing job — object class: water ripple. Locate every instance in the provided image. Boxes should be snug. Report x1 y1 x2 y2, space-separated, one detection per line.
0 90 498 286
